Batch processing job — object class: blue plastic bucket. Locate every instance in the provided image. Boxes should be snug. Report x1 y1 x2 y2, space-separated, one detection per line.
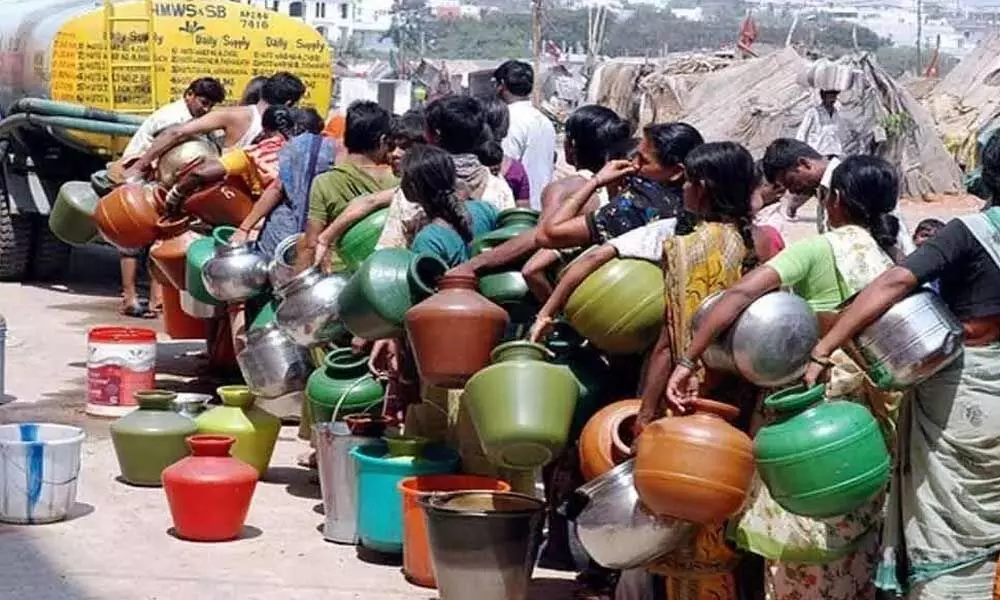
351 442 458 553
0 423 85 524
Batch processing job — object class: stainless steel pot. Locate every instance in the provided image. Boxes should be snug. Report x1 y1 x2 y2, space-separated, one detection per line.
275 267 350 347
156 138 220 187
852 290 963 389
179 289 222 319
201 243 269 302
236 323 311 399
561 460 695 570
171 393 212 418
269 233 302 291
691 291 818 387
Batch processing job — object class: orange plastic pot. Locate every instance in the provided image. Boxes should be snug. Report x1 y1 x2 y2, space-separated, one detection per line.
150 216 202 290
161 286 208 340
578 399 640 482
94 183 162 249
183 178 254 227
634 398 753 525
399 474 510 588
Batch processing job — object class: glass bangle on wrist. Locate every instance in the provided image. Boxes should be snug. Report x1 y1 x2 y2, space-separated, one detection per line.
809 354 833 368
677 356 697 370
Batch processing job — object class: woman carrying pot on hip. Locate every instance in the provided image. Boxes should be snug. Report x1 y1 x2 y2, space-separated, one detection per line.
800 135 1000 600
664 155 903 600
627 141 764 600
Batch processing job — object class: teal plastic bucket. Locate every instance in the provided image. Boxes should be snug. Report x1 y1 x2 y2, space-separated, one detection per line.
351 442 458 553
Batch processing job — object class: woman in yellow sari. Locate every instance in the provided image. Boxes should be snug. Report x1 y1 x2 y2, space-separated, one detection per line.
634 141 764 600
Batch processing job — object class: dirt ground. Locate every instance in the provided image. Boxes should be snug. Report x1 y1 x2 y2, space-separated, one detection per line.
0 195 980 599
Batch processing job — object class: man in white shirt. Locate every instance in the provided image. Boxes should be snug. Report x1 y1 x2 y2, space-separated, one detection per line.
784 90 846 220
494 60 556 211
107 77 226 318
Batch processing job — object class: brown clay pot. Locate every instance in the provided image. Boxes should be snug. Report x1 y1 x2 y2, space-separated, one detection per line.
578 399 640 482
183 178 254 226
634 398 753 524
404 272 509 388
150 216 203 290
94 183 162 249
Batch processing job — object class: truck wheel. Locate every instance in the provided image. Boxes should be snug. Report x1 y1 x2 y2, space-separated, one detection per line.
0 201 33 281
30 220 71 281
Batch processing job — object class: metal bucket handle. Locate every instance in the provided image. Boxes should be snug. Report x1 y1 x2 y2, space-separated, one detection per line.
328 377 384 423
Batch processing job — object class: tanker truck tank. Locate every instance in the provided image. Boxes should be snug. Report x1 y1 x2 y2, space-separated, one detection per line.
0 0 333 281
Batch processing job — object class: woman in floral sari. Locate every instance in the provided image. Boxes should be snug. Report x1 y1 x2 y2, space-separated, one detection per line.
623 141 763 600
663 155 904 600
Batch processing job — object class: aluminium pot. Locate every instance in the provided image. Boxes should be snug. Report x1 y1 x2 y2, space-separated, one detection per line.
851 290 963 389
691 291 818 387
562 460 695 570
201 243 269 302
156 139 220 188
275 267 351 347
236 323 312 400
269 233 302 291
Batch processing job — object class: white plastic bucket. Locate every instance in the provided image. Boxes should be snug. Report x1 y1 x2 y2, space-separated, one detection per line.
0 423 85 524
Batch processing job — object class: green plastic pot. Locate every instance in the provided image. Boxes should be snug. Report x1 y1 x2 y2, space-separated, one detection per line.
196 385 280 477
464 341 579 470
471 208 539 256
49 181 100 245
478 272 538 324
564 258 664 355
754 385 890 518
109 390 197 486
547 323 610 440
337 207 388 271
186 226 236 305
306 348 385 423
339 248 448 340
383 434 429 457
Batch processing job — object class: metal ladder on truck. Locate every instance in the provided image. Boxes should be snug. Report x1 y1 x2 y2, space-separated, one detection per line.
103 0 158 114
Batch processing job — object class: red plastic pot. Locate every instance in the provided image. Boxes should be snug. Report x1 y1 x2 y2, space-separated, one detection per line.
161 435 258 541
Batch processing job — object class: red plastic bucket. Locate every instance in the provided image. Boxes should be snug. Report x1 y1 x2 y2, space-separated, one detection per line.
86 326 157 417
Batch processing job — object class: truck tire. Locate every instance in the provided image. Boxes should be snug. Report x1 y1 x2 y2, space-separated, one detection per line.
0 200 33 281
30 219 71 281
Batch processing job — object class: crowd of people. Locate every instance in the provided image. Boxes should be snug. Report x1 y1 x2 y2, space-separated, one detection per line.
113 61 1000 600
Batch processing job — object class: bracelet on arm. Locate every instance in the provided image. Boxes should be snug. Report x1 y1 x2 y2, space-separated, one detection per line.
809 354 833 368
677 355 697 370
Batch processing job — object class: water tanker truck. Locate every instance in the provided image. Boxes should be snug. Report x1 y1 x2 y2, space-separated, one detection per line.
0 0 332 280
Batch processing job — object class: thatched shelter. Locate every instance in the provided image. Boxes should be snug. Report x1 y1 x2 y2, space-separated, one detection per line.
655 49 960 197
923 34 1000 168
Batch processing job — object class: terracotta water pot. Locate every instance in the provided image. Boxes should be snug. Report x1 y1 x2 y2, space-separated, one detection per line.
150 216 202 290
578 399 640 482
634 398 753 524
161 434 258 541
405 272 509 388
94 183 162 249
182 178 254 227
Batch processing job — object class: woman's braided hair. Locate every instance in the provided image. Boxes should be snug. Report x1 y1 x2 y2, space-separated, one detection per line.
400 145 474 242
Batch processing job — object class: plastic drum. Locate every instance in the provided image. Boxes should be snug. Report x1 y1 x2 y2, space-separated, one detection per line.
86 327 157 417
